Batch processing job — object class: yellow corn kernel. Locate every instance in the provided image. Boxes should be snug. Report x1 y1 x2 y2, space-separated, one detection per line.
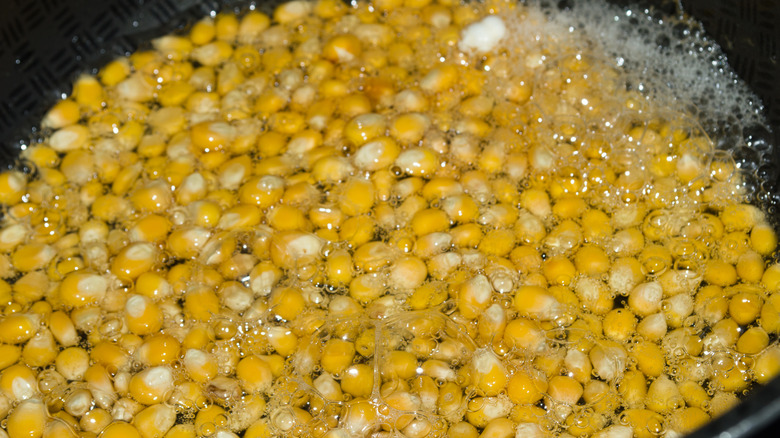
135 334 180 368
347 273 383 305
457 274 492 319
191 120 235 152
729 291 762 325
339 178 375 216
12 243 56 272
41 100 81 129
129 214 172 243
130 180 173 213
102 421 143 438
574 245 610 276
158 81 195 107
390 112 430 145
343 113 385 146
760 293 780 334
547 374 583 407
58 271 108 308
377 351 415 381
235 11 270 44
268 286 305 321
236 355 273 393
471 349 507 397
630 340 664 378
340 363 374 398
352 138 401 174
503 317 545 352
133 273 171 301
387 255 426 291
217 204 262 231
129 366 174 405
736 326 769 354
668 406 710 435
677 379 710 409
620 409 665 438
608 257 644 296
508 247 540 275
268 111 305 136
6 398 46 438
21 329 57 367
551 195 586 219
0 344 21 371
395 147 438 177
247 262 280 297
602 308 637 342
441 194 479 224
421 179 461 203
721 203 760 231
464 396 512 428
189 200 222 228
478 229 516 257
751 223 778 255
704 259 737 286
0 363 38 402
446 224 479 248
266 205 308 232
73 74 105 110
588 340 628 382
131 404 176 437
152 35 193 62
544 256 577 286
407 282 448 310
124 294 163 335
754 345 780 385
0 172 25 207
240 175 285 207
100 58 131 86
89 342 130 373
266 326 298 357
616 369 647 409
735 250 764 283
420 64 458 93
505 369 545 405
80 407 113 434
167 226 212 259
510 285 558 320
189 17 215 45
645 374 684 413
437 381 465 418
191 39 233 66
55 346 89 381
317 338 354 376
321 34 362 64
111 242 157 281
325 249 353 286
183 285 220 322
763 264 780 292
0 314 39 344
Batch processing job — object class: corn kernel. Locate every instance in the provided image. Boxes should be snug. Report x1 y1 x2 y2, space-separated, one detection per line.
6 398 46 438
111 242 157 281
0 314 39 344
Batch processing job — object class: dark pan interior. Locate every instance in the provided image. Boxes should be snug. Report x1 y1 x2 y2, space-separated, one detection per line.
1 0 779 436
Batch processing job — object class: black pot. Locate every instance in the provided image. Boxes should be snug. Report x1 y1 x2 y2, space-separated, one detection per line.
0 0 779 437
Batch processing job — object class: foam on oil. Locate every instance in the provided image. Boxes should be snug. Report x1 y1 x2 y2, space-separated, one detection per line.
512 1 768 134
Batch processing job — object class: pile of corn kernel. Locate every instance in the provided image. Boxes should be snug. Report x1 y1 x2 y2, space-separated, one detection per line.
0 0 779 437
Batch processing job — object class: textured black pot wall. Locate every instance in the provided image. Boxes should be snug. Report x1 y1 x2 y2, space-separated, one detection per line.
1 0 779 437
